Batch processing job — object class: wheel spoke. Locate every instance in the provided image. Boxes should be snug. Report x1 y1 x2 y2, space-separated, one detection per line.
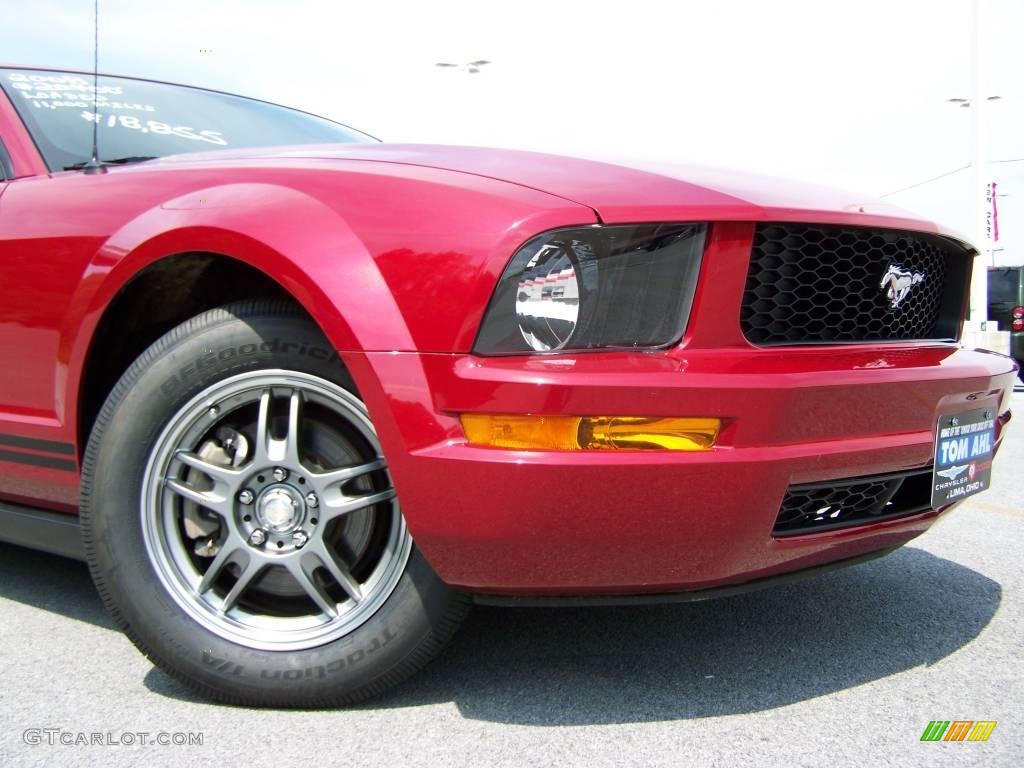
166 476 232 516
253 389 274 464
220 555 265 613
320 488 397 521
177 450 245 489
310 543 363 603
197 535 244 594
284 389 303 466
287 558 338 618
308 458 392 517
165 450 245 515
309 458 386 491
252 388 304 466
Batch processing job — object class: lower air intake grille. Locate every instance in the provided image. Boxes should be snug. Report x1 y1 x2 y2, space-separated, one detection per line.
773 468 934 537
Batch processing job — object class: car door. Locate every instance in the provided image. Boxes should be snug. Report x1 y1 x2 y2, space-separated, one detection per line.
0 79 82 508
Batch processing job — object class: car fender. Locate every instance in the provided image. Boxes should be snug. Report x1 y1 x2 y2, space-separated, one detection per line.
61 180 416 463
61 174 595 546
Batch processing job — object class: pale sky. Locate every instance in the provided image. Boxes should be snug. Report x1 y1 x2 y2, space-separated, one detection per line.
2 0 1022 265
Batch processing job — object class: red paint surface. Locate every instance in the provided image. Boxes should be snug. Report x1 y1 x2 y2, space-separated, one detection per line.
0 103 1016 592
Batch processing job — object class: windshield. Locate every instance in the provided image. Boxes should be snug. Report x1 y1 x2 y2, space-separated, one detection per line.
0 68 373 171
988 268 1021 304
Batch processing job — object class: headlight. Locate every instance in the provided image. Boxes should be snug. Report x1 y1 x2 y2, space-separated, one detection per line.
515 243 581 351
474 223 707 355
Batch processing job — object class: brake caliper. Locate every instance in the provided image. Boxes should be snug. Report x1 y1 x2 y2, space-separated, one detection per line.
182 427 249 556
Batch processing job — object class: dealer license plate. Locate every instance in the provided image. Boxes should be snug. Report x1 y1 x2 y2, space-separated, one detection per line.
932 408 996 508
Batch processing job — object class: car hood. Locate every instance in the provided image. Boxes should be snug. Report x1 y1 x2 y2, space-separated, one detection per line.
157 143 961 239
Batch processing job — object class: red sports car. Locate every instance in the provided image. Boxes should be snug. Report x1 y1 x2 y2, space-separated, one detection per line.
0 66 1016 706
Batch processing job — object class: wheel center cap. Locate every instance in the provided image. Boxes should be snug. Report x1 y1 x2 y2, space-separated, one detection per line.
258 487 301 532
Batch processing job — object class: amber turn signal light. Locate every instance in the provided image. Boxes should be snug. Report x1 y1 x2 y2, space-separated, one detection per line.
459 414 720 451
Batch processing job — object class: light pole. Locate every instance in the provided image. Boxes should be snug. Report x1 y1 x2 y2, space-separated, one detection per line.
949 1 1000 324
435 60 491 74
965 0 994 325
946 0 1009 354
969 0 989 325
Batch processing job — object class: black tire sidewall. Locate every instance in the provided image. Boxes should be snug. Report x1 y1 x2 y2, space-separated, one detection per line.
82 304 464 705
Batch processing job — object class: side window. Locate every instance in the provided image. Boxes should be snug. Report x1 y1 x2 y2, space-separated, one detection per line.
0 136 12 180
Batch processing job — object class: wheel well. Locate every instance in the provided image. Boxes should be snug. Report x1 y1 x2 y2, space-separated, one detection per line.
78 253 296 453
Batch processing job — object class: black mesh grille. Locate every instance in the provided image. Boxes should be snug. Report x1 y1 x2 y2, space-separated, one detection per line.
741 224 968 345
773 468 933 537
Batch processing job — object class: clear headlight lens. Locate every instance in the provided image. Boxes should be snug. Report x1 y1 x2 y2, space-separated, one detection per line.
515 243 581 351
474 223 706 355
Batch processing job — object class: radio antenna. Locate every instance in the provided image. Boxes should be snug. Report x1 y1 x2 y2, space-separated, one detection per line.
82 0 106 174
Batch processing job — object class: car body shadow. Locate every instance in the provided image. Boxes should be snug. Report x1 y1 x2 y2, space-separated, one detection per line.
0 543 114 630
0 543 1001 724
371 546 1001 725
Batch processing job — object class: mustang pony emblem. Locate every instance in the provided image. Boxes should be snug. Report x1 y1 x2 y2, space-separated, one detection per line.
936 465 969 481
880 263 925 309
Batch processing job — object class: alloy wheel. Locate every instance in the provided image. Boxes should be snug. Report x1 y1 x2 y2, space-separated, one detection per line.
140 370 412 651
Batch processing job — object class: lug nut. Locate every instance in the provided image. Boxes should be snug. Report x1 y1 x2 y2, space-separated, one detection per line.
305 492 319 508
292 531 309 549
249 529 267 546
238 489 255 505
272 467 288 482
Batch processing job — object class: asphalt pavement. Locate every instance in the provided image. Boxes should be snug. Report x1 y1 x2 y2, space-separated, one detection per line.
1 392 1022 768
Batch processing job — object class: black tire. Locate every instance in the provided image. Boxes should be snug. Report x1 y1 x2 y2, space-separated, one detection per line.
80 300 470 707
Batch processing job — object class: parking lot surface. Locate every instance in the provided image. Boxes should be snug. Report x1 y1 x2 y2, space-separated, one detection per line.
1 392 1021 767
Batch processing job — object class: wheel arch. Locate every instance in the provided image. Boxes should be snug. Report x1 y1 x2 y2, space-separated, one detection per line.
66 184 418 458
75 250 292 451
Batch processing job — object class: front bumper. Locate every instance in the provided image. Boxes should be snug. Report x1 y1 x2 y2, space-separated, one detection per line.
346 344 1015 596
